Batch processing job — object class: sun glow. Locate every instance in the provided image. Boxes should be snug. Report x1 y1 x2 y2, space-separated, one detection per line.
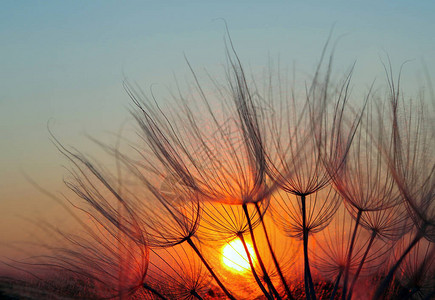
222 239 256 272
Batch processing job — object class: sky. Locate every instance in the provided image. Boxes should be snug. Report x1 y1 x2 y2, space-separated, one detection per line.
1 1 434 259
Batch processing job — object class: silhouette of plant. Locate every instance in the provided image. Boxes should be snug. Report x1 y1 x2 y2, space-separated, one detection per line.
4 37 435 300
394 237 435 299
144 244 212 300
311 207 383 300
326 95 409 300
372 66 435 299
246 43 365 300
48 133 234 299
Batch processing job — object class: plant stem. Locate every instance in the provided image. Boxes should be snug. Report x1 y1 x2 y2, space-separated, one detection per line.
342 209 362 300
347 230 377 300
186 237 236 300
330 270 343 300
301 194 317 300
255 202 296 300
191 289 204 300
238 233 273 300
242 203 282 300
372 232 423 300
143 283 168 300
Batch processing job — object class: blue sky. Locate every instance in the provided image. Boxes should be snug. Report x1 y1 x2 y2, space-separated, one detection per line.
1 1 434 256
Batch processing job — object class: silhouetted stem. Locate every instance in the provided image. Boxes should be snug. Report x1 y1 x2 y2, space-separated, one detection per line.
330 270 343 300
347 230 377 300
143 283 168 300
398 243 435 299
255 202 296 300
342 209 362 300
186 237 236 300
238 233 273 300
242 203 282 300
301 194 316 300
372 231 423 300
191 289 204 300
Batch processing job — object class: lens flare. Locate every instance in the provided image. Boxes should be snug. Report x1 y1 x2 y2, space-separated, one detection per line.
222 239 256 272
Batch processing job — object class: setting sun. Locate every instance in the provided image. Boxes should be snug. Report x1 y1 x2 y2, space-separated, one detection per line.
222 239 256 272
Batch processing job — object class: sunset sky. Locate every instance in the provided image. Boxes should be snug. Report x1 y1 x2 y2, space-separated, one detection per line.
1 1 434 259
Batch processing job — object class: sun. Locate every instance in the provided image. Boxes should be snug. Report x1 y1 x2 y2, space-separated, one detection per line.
222 239 256 272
